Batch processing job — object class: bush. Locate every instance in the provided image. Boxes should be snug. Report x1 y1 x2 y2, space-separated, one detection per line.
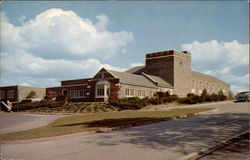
109 97 149 110
12 100 60 112
178 93 203 104
154 92 179 104
56 94 68 102
178 89 227 104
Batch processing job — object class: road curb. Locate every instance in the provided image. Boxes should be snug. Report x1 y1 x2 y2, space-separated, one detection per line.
177 130 249 160
198 108 219 115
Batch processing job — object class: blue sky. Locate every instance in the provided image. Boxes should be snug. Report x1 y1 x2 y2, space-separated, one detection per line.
1 1 249 93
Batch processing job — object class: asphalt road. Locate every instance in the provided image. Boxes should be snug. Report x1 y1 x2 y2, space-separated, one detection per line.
1 102 249 160
195 132 249 160
0 113 67 134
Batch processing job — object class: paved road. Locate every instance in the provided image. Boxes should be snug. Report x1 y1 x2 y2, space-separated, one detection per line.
195 132 249 160
0 113 67 134
1 102 249 160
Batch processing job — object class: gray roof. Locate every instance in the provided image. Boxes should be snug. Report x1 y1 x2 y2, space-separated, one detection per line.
143 73 173 88
124 66 145 74
192 71 230 86
107 69 157 88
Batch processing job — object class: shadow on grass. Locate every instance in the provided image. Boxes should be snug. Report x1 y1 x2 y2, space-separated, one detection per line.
53 117 173 128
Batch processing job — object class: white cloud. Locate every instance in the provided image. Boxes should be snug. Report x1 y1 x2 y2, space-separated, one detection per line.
182 40 249 93
1 8 133 59
129 62 144 68
0 8 133 87
21 82 31 86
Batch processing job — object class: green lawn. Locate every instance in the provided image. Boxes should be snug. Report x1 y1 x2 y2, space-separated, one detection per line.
0 108 212 141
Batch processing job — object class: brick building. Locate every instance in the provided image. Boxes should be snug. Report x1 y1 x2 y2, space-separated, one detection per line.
46 50 230 102
0 86 46 103
0 50 231 103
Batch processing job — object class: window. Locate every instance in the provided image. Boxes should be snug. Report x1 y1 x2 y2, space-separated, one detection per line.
95 81 110 98
62 89 68 95
138 90 142 97
199 81 202 90
97 88 105 96
192 80 195 89
70 90 84 98
126 89 129 95
79 90 84 97
148 91 153 97
125 89 134 96
0 91 5 99
206 82 209 91
130 89 134 96
106 88 110 96
138 90 146 97
142 91 145 97
7 90 14 99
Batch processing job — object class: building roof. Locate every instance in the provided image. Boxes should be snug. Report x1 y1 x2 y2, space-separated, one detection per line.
107 69 158 88
142 73 173 88
124 66 145 74
61 78 90 86
192 71 230 86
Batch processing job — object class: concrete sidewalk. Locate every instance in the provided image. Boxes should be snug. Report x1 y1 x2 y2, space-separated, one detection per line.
142 100 233 112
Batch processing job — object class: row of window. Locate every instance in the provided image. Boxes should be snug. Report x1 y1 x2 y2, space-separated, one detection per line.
0 90 15 99
125 89 153 97
69 90 84 98
192 80 223 93
96 85 110 96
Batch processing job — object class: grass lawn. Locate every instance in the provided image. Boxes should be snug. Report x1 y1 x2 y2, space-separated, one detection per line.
0 108 212 141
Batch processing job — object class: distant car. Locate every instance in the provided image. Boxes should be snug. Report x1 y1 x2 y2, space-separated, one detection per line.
235 91 250 102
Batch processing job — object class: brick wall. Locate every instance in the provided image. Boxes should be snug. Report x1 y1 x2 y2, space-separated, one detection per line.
145 50 192 97
0 86 46 103
0 86 18 102
191 72 231 96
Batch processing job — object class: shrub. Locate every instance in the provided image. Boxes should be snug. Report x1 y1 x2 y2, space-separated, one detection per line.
178 93 203 104
56 94 68 105
148 97 160 105
153 92 179 104
12 100 60 112
178 89 228 105
109 97 149 110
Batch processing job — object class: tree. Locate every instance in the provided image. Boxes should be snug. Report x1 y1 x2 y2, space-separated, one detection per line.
45 90 56 100
218 90 227 101
26 90 37 99
201 89 209 102
108 84 121 101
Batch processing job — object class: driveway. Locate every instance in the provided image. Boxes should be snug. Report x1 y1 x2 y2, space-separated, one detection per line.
1 102 249 160
0 113 68 134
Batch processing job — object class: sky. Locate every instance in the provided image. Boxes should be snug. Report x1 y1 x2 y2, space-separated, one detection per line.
0 1 249 93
